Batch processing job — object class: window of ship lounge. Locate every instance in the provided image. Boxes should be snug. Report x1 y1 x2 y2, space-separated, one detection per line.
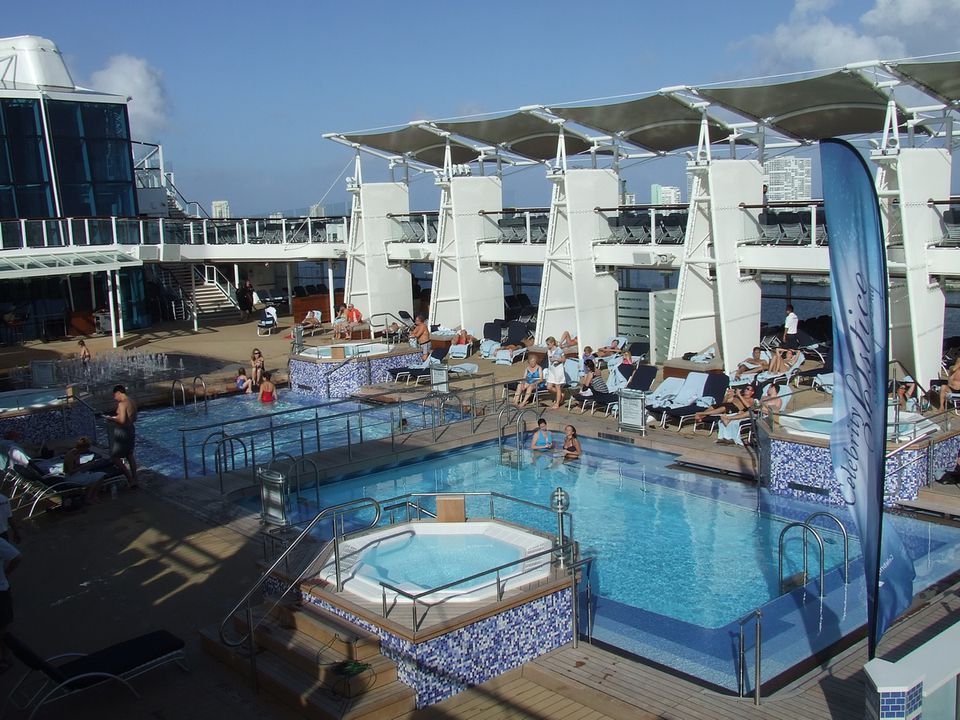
0 98 55 221
46 100 137 218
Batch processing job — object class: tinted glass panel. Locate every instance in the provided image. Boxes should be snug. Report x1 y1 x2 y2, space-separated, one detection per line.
47 101 82 137
9 139 49 184
59 183 96 217
81 103 128 139
16 185 54 218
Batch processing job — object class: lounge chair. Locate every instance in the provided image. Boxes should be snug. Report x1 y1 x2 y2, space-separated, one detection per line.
388 348 448 384
716 385 794 444
643 376 684 411
257 306 279 336
494 322 531 365
3 630 188 719
9 461 125 517
812 372 835 394
757 351 805 386
624 365 658 393
647 372 709 426
479 320 506 358
663 373 730 431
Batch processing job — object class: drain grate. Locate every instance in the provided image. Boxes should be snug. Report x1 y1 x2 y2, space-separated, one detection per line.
598 432 634 444
787 482 830 496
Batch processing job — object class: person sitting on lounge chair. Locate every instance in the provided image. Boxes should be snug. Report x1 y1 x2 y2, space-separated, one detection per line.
767 347 799 376
332 304 348 339
559 330 578 349
595 339 622 358
735 347 769 380
63 437 108 504
694 384 756 425
513 356 545 407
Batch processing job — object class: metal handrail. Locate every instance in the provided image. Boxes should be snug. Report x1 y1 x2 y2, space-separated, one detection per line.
496 405 517 453
171 379 186 408
383 500 438 523
269 453 321 508
514 409 540 468
193 376 208 412
737 608 763 704
214 436 248 494
219 497 381 648
778 522 825 598
379 541 576 632
804 512 849 584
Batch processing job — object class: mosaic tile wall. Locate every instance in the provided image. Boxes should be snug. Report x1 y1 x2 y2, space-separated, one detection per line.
866 680 923 720
289 351 420 399
0 403 97 448
766 434 960 507
302 587 573 708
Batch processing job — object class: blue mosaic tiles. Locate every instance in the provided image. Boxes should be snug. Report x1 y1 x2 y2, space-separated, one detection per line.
766 435 960 507
290 351 420 399
302 587 573 708
0 403 97 448
872 683 923 719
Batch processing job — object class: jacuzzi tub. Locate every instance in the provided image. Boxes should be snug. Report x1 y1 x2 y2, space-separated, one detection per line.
779 406 940 442
0 388 69 415
298 342 394 360
321 522 553 603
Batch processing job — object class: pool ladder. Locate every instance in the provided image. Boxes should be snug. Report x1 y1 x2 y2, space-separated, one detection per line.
496 407 541 468
171 375 209 412
739 512 849 706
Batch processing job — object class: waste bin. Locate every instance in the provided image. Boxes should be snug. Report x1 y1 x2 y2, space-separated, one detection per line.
258 467 288 526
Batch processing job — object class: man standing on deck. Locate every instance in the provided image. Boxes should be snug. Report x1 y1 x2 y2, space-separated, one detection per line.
106 384 138 488
783 304 799 349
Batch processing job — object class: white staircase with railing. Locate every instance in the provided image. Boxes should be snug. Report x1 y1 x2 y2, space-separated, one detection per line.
162 264 238 322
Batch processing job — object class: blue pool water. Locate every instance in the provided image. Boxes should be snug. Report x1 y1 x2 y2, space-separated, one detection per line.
356 534 521 591
255 436 960 690
136 393 442 478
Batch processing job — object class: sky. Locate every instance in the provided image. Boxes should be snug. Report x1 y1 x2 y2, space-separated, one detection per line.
7 0 960 215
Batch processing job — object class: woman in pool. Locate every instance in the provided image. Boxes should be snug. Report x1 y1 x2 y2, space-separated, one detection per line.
530 418 553 451
562 425 582 459
258 371 276 403
250 348 265 386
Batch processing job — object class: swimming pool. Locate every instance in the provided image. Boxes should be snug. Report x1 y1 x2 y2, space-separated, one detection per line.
261 437 960 691
136 394 447 478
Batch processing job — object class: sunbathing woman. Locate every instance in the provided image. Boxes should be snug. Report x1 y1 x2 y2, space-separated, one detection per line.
734 347 768 380
514 356 545 407
767 348 799 376
694 383 756 425
251 348 265 386
558 330 578 349
595 339 622 358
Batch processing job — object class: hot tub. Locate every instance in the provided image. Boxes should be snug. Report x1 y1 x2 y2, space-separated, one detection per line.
0 388 69 415
298 342 394 359
779 406 940 442
321 522 553 603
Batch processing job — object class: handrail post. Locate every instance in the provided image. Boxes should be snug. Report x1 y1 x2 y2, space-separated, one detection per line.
247 603 258 691
754 609 762 705
347 418 352 460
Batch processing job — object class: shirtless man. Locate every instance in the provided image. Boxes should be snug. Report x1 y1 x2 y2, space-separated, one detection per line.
410 315 431 361
940 358 960 410
735 347 768 380
106 384 138 487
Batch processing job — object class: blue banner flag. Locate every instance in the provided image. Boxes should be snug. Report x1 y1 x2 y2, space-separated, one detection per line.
820 139 916 658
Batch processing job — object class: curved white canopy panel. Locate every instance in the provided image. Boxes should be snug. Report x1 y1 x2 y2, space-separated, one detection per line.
696 71 900 141
433 112 593 161
550 93 740 152
338 124 480 168
888 58 960 106
0 248 141 280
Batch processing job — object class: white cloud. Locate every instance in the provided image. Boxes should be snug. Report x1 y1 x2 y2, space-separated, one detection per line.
89 55 168 139
747 0 960 73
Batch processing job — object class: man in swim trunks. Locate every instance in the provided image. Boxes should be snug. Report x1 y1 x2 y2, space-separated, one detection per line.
410 315 431 360
106 384 138 487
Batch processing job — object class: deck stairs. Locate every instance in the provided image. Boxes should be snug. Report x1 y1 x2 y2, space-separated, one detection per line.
201 598 416 720
161 264 238 323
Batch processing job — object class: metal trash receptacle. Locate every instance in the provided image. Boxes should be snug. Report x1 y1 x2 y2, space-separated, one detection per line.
258 466 288 526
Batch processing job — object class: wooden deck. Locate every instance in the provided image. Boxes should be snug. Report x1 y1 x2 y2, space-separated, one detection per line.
408 580 960 720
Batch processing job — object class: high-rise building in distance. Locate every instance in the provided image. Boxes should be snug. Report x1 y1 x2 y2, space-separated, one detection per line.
211 200 231 218
762 156 812 201
651 184 681 205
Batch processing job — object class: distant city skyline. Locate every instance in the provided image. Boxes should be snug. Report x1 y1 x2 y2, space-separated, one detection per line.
7 2 958 215
211 200 231 218
651 184 682 205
